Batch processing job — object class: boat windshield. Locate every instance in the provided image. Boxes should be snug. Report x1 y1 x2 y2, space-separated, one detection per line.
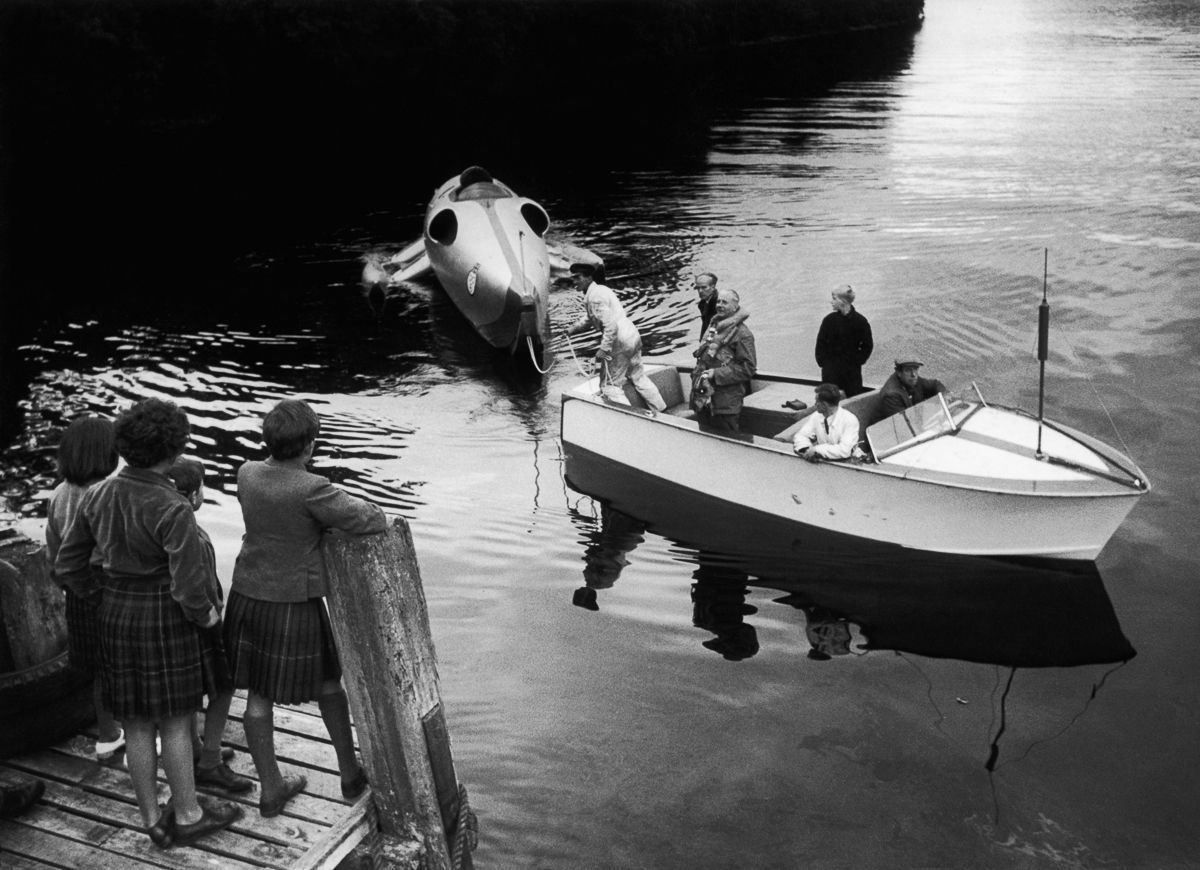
867 394 976 460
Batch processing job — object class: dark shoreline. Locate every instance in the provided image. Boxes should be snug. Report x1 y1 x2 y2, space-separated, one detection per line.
0 0 924 445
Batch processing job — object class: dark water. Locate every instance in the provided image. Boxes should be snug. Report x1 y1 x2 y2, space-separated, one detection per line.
4 0 1200 866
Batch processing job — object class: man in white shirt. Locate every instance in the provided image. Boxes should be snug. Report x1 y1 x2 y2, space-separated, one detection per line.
566 263 666 412
792 383 860 462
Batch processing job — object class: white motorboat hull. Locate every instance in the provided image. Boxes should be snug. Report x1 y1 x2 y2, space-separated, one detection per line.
423 170 551 360
561 366 1148 561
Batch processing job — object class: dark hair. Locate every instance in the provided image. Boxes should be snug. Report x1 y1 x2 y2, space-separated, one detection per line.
569 262 597 277
815 383 842 405
56 415 118 485
114 399 190 469
165 457 205 497
263 399 320 460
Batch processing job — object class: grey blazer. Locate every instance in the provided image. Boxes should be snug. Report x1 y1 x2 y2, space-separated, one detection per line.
230 460 387 603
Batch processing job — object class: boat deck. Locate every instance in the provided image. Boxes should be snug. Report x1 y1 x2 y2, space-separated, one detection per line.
0 691 372 870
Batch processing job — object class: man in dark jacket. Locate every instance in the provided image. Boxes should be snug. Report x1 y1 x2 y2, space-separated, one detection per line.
878 355 948 422
692 289 756 432
814 284 873 397
695 272 719 337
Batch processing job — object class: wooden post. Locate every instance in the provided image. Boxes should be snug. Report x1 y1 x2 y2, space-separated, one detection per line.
322 519 471 870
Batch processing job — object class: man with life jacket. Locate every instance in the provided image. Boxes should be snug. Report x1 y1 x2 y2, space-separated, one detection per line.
690 289 757 432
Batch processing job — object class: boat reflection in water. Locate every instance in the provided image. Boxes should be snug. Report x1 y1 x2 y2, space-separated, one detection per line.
565 451 1135 671
565 453 1136 769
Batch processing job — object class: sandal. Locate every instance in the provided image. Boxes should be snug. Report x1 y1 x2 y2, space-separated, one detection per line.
173 798 242 847
259 774 306 818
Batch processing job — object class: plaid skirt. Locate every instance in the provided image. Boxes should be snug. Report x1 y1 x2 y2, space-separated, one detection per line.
64 579 103 677
223 590 342 705
99 576 231 721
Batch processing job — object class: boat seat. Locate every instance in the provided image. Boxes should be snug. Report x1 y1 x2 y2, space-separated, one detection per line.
841 388 886 430
772 406 821 443
772 388 885 445
622 366 689 411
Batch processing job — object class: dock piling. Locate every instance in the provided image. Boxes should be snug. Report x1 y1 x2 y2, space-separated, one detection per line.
322 518 473 870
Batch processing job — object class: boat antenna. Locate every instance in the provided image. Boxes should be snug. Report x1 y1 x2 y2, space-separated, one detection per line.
1036 249 1049 459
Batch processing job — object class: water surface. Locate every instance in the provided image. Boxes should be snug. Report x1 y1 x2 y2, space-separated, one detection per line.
4 0 1200 866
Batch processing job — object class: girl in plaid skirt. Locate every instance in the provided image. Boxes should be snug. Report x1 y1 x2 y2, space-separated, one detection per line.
55 399 242 848
45 415 124 760
224 399 387 817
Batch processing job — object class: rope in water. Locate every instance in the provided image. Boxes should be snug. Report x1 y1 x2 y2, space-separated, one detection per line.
525 336 552 375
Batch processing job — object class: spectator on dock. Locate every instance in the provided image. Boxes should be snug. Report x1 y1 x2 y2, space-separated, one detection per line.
566 262 666 412
223 399 387 818
56 398 241 849
691 289 757 433
44 415 124 762
165 457 251 795
792 383 861 462
814 284 873 398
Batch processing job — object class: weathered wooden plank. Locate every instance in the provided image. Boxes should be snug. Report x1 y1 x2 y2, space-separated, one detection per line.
19 780 304 868
0 850 62 870
226 696 355 748
0 804 267 870
218 720 339 775
9 748 350 837
1 766 313 868
323 521 456 869
291 793 374 870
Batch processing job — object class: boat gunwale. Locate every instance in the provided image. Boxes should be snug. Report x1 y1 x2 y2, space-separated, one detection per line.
561 365 1148 499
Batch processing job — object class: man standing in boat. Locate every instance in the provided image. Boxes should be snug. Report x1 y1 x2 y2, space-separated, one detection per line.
878 355 948 422
694 272 720 337
814 284 873 397
691 289 756 432
566 263 666 412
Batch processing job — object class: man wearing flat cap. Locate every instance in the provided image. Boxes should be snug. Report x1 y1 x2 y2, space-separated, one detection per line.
878 355 948 420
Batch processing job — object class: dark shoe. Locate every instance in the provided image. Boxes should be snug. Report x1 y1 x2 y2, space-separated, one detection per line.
148 805 174 848
173 798 242 847
341 766 369 801
0 777 45 818
259 774 306 818
194 761 253 794
782 399 808 411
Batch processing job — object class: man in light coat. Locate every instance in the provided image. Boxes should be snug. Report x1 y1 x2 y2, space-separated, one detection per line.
567 263 666 412
793 383 861 462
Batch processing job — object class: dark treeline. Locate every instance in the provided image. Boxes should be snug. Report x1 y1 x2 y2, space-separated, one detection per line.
0 0 923 441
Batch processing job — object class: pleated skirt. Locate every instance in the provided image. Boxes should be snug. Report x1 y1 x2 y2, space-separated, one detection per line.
99 577 231 721
222 590 342 705
64 579 103 677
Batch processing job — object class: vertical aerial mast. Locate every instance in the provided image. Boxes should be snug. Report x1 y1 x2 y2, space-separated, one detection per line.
1036 249 1049 459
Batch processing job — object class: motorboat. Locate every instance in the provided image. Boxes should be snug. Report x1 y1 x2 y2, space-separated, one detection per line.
560 357 1149 562
368 167 554 369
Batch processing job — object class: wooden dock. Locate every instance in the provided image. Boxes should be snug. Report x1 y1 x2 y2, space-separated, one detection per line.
0 692 373 870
